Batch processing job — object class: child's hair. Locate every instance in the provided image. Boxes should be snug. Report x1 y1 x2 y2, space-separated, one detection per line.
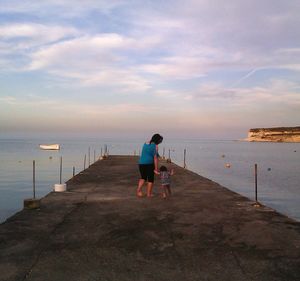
160 165 168 172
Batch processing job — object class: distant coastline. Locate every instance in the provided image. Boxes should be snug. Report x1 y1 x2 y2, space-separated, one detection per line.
245 126 300 143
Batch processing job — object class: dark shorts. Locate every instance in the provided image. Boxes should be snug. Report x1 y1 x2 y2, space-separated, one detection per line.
139 164 155 183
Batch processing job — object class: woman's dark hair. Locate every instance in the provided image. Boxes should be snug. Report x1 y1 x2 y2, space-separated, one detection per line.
150 133 163 145
160 165 167 172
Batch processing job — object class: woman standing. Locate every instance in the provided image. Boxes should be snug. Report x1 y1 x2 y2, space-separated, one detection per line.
137 134 163 197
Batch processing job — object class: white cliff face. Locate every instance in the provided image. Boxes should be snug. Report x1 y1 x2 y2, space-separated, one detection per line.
247 127 300 142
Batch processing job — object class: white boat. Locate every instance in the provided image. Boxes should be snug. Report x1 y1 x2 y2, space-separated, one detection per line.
39 144 60 150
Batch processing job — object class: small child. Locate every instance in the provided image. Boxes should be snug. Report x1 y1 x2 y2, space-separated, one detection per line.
158 165 174 199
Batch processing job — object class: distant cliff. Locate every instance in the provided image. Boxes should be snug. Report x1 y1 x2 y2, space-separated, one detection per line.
246 126 300 142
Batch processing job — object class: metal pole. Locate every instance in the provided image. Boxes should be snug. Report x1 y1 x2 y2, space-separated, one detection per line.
168 149 171 160
94 150 96 163
84 154 86 170
163 147 165 159
33 160 36 199
184 149 186 168
60 156 62 184
73 166 75 177
255 163 258 202
101 148 103 157
88 147 90 167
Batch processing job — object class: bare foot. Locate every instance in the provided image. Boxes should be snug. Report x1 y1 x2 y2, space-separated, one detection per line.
137 191 143 197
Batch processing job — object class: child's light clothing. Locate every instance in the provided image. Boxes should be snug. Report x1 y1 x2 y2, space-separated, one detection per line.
160 171 171 186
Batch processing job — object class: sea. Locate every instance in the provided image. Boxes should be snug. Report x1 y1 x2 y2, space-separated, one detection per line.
0 137 299 223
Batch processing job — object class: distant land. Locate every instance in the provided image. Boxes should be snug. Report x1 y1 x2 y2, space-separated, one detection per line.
246 126 300 142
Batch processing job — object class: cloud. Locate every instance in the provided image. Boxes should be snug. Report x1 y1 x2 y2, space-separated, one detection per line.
141 57 207 79
49 68 151 92
132 0 300 80
0 0 124 18
24 33 153 91
139 50 254 80
152 79 300 111
2 1 300 82
1 0 300 136
0 41 14 55
0 96 17 105
172 0 300 49
27 34 128 70
0 95 160 131
27 32 163 71
0 94 151 113
0 23 81 70
0 23 80 48
154 90 182 99
0 23 77 40
0 95 57 107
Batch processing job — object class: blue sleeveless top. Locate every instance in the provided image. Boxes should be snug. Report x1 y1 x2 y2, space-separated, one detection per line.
139 143 157 164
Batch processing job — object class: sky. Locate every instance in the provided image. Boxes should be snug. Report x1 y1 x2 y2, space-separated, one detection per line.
0 0 300 139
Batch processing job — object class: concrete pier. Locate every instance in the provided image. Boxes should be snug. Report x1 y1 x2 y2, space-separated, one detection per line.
1 155 300 281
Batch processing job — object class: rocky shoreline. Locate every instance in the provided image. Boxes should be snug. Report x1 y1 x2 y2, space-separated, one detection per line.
246 126 300 142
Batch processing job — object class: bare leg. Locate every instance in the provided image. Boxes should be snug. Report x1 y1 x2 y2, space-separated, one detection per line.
162 185 167 199
166 185 171 196
137 179 145 197
147 182 153 197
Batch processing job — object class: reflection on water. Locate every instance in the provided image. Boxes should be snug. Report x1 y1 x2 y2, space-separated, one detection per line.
0 138 300 223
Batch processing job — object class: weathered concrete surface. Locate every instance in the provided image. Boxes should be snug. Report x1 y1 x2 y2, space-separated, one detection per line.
1 155 300 281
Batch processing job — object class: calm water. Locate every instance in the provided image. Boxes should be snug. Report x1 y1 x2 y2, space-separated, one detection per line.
0 137 299 223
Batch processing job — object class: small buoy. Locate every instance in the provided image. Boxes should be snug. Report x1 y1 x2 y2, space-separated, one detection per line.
294 150 297 152
49 156 52 160
225 163 231 168
221 154 225 158
54 183 67 192
18 161 22 163
267 168 271 171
